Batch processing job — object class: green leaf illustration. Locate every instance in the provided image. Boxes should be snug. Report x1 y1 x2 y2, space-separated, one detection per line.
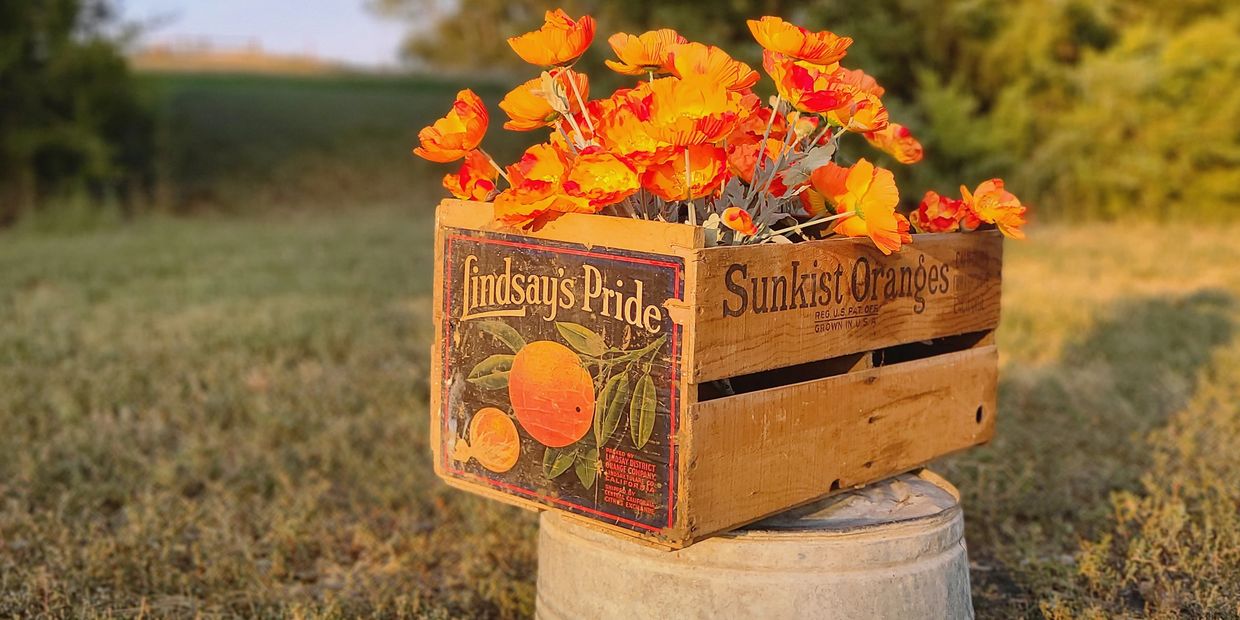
575 447 599 489
604 334 667 364
629 374 657 450
594 373 631 446
466 354 514 390
475 320 526 353
555 322 606 357
543 446 576 479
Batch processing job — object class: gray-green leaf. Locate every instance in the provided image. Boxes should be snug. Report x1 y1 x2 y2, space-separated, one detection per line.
466 354 514 389
475 321 526 353
543 446 576 479
574 447 599 489
629 374 657 450
556 322 606 357
594 373 631 446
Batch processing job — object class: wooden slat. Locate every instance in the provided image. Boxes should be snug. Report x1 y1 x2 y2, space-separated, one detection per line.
437 199 704 257
689 231 1002 382
682 345 998 540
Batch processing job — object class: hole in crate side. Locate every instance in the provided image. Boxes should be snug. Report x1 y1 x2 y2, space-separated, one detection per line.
829 479 841 492
697 329 994 401
975 405 984 424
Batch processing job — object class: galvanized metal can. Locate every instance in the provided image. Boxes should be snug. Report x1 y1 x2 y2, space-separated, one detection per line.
536 470 973 620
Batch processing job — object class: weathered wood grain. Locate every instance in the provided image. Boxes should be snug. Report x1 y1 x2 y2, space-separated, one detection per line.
681 345 998 539
689 231 1002 382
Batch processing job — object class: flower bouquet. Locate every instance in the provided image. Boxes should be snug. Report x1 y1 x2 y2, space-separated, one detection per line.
426 11 1014 548
414 10 1028 252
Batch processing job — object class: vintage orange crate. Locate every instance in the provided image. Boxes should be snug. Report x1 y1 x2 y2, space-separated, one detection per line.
430 199 1002 548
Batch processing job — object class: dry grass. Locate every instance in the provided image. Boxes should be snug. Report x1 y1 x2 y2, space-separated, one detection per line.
1 213 1238 618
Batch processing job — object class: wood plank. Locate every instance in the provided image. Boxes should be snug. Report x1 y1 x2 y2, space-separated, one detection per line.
437 199 704 257
689 231 1002 382
682 345 998 539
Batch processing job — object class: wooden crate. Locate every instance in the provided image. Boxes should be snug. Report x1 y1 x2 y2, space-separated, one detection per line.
430 199 1002 548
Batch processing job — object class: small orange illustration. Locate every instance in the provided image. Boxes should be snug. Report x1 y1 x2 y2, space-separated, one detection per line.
509 341 596 447
452 407 521 473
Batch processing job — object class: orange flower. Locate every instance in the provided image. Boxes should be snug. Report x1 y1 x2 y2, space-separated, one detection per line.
832 67 885 98
499 69 589 131
593 90 674 168
763 51 851 114
442 150 498 201
911 190 963 233
641 144 728 201
727 96 789 145
563 149 640 208
412 89 488 163
507 9 595 66
896 213 913 244
809 162 850 201
865 123 923 164
812 158 904 255
726 137 787 184
824 67 889 133
668 42 760 92
747 16 852 65
641 76 749 146
506 142 569 191
826 91 889 133
800 187 830 218
606 29 685 75
961 179 1027 239
721 207 758 235
493 142 592 230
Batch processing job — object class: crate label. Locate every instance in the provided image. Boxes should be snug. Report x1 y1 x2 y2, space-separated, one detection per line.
439 228 683 534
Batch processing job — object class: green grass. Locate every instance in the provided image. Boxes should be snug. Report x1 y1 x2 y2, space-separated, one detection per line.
2 212 1239 618
138 72 531 213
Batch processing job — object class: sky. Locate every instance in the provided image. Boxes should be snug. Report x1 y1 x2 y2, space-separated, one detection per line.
122 0 412 67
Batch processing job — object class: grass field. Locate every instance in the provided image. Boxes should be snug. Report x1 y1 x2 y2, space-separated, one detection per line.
135 72 529 215
2 209 1238 618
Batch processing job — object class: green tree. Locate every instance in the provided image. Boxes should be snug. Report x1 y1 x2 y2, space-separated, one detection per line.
0 0 155 224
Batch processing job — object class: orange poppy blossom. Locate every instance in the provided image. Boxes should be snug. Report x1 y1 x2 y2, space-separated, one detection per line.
563 148 640 208
413 89 489 162
640 76 751 147
667 42 761 92
443 150 499 201
493 142 593 230
641 144 729 201
606 29 686 75
721 206 759 235
747 16 853 65
811 158 905 255
726 137 788 184
591 90 676 169
727 96 789 145
499 68 589 131
911 190 964 233
762 51 852 114
507 9 595 66
823 67 890 133
798 187 830 218
865 123 923 164
961 179 1028 239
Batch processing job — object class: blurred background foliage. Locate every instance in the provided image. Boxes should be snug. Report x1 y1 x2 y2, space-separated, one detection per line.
1 0 1237 223
0 0 155 225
